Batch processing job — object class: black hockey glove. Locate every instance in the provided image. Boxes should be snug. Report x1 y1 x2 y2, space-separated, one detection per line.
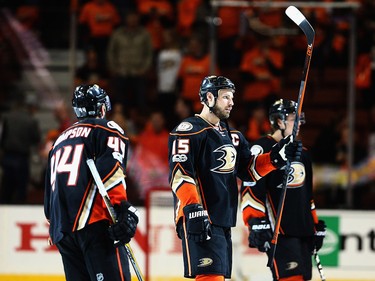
314 220 326 252
270 135 302 168
248 217 272 252
108 201 139 245
287 140 303 162
183 204 211 243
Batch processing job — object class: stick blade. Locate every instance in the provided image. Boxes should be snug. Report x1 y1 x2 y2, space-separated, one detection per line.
285 6 305 25
285 5 315 45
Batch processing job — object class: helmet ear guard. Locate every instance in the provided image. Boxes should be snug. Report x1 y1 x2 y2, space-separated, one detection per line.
72 84 111 119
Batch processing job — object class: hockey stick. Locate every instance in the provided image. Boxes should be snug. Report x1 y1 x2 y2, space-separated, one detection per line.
314 249 326 281
86 159 145 281
267 6 315 268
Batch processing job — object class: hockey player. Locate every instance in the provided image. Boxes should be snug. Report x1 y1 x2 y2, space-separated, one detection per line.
241 99 326 281
44 84 138 281
168 76 301 281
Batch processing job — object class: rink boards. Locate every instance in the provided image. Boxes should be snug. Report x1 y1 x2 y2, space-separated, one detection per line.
0 206 374 281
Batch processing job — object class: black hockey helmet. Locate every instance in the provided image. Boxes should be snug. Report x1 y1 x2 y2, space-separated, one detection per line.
269 99 303 130
199 75 235 102
72 84 111 118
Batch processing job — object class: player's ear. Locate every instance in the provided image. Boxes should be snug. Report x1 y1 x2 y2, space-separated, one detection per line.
277 118 285 130
100 104 106 118
207 92 215 107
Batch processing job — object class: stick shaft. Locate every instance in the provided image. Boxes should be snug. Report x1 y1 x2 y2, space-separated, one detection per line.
86 159 144 281
314 249 326 281
267 6 315 268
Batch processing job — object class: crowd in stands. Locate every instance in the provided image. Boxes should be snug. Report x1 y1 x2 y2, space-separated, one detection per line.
1 0 375 208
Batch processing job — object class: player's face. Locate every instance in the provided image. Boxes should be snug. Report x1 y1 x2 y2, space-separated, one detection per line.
213 89 234 120
284 113 303 136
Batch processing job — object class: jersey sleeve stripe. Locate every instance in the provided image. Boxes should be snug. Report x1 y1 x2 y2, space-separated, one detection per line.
241 187 266 225
73 180 97 231
175 182 200 205
169 126 211 137
102 164 126 190
249 153 275 180
310 200 319 224
170 164 196 193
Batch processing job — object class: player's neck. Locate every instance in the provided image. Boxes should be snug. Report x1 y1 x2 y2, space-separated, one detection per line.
271 130 283 142
198 108 220 126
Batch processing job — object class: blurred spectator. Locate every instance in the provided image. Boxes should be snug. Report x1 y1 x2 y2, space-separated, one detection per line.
176 0 204 40
143 8 165 55
174 97 194 122
136 110 169 166
335 117 367 168
216 0 244 69
239 36 283 109
107 10 153 111
355 51 375 110
312 115 342 165
0 28 22 109
245 102 271 142
136 0 174 20
15 1 40 32
140 3 177 56
178 34 217 111
0 95 41 204
368 104 375 158
127 110 169 203
53 101 73 133
79 0 121 68
74 48 109 89
136 0 176 58
107 102 138 143
243 3 284 39
156 28 182 127
313 114 367 166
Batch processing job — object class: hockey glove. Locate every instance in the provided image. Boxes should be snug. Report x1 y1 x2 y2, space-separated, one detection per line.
270 135 302 168
314 220 326 252
183 204 211 243
108 201 139 245
248 217 272 252
286 140 303 162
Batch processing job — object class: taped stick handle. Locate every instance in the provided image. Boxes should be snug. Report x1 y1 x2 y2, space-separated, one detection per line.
86 159 145 281
314 249 327 281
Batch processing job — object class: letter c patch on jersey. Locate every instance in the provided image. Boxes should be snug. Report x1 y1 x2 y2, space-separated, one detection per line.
211 144 237 174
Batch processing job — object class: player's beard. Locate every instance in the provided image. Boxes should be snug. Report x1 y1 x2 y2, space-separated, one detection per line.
212 104 230 120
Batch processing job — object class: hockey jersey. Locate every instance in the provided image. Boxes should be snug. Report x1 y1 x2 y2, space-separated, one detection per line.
168 115 276 228
241 135 318 237
44 118 129 244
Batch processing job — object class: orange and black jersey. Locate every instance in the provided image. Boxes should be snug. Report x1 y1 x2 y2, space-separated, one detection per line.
168 115 276 228
44 118 129 244
241 135 318 237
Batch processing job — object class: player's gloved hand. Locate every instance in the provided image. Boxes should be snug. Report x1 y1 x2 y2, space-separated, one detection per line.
287 140 303 162
270 135 302 168
314 220 326 252
248 217 272 252
108 201 139 245
183 204 211 243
